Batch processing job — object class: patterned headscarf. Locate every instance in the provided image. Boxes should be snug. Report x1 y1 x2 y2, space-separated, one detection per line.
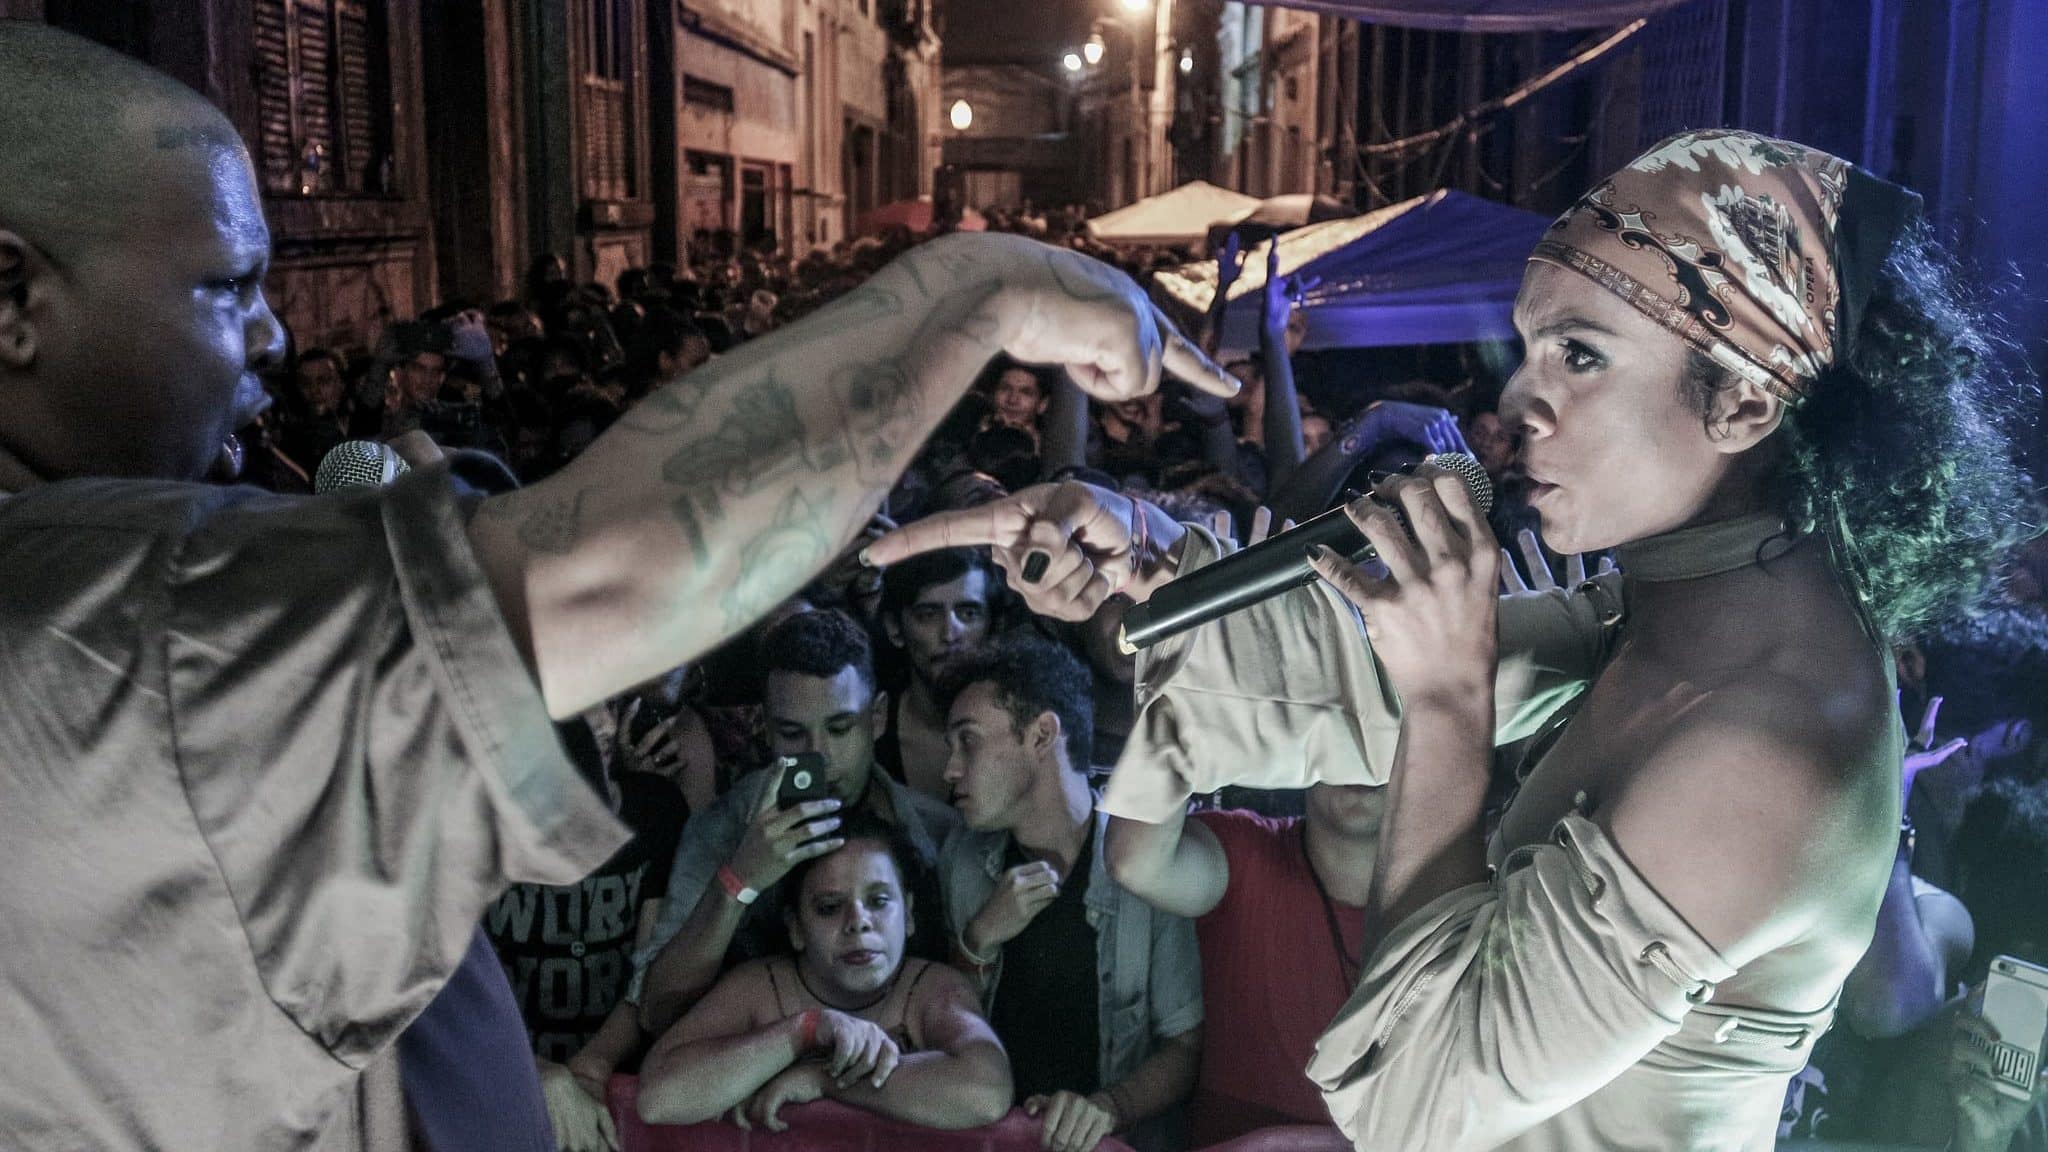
1530 129 1921 406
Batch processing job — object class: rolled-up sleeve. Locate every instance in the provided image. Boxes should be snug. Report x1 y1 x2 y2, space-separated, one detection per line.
1102 526 1623 823
1147 905 1203 1041
1305 815 1737 1151
163 464 627 1068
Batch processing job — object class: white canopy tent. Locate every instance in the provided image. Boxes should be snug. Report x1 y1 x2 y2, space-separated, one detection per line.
1085 181 1262 248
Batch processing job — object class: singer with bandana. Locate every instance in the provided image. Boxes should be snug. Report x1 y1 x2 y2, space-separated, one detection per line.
867 130 2033 1149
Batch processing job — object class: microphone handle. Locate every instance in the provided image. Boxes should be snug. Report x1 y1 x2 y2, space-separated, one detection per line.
1119 501 1379 653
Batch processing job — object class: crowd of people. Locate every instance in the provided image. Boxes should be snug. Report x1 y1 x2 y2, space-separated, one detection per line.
220 197 2048 1152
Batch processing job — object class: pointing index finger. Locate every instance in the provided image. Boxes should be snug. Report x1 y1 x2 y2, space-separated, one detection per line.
863 505 1008 567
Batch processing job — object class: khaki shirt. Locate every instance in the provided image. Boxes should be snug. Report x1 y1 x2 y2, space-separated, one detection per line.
0 466 626 1150
1108 525 1845 1152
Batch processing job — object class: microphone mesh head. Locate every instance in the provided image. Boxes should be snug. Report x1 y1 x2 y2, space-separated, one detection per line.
315 440 410 493
1424 452 1495 517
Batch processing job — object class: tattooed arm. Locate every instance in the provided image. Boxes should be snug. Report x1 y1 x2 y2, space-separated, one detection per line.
470 232 1236 719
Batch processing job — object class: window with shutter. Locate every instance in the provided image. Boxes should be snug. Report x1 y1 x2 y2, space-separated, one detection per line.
251 0 393 197
577 0 637 202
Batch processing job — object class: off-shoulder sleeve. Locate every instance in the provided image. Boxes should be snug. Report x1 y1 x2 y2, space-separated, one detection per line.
1101 525 1624 822
1305 814 1737 1150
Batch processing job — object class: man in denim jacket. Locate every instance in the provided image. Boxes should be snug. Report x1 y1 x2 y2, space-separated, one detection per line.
937 633 1201 1152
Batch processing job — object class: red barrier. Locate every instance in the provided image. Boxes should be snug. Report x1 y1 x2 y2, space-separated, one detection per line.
608 1076 1137 1152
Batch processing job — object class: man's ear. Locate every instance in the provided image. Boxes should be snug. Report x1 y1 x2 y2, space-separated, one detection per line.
786 907 806 955
870 689 890 735
1707 374 1786 452
0 229 40 370
1031 710 1063 759
882 613 903 648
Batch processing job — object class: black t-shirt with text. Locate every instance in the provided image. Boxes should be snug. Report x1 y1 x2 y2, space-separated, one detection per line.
486 769 685 1061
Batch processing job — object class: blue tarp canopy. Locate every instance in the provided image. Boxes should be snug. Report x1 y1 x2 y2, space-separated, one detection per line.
1241 0 1686 32
1152 189 1554 354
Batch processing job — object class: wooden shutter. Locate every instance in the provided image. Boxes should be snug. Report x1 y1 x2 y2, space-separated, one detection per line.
253 0 298 192
334 0 379 190
578 0 635 202
295 0 336 188
250 0 389 196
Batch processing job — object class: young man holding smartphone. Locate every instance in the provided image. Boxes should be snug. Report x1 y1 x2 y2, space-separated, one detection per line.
630 610 960 1039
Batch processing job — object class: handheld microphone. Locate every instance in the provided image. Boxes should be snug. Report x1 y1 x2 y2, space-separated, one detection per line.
1118 453 1493 653
314 440 410 493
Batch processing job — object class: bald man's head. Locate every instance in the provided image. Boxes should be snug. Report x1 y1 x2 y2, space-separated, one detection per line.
0 23 282 486
0 23 244 255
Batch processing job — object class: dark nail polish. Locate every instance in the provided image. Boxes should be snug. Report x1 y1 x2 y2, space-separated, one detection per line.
1305 544 1328 563
1022 552 1050 583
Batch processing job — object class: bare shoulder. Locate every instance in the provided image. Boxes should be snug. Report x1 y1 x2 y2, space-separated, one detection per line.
909 957 986 1014
675 956 782 1041
908 959 997 1051
1607 668 1898 968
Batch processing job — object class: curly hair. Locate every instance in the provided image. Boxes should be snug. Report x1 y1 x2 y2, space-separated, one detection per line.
936 631 1095 772
758 608 876 694
1682 223 2037 639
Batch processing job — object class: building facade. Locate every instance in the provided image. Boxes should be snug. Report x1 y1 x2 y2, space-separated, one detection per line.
1 0 940 349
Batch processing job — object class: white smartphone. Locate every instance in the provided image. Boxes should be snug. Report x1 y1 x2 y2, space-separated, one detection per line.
1980 954 2048 1100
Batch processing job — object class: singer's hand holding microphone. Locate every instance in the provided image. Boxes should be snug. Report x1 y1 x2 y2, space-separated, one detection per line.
1306 460 1500 708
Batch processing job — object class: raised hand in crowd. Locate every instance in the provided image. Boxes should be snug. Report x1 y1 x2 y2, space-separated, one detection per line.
1025 1088 1120 1152
1259 241 1320 339
1497 527 1614 595
1355 399 1470 460
1202 230 1247 357
1901 693 1970 804
447 308 496 366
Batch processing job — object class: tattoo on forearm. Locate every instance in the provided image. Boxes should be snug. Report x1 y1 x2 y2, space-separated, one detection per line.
479 486 590 554
826 359 925 484
663 372 812 563
721 487 832 628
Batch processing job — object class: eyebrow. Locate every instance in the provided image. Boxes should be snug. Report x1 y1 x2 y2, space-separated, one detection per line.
1528 316 1621 340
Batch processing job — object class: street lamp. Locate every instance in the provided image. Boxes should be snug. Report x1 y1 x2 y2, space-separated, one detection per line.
1179 48 1193 74
1062 51 1083 72
1083 33 1105 66
949 99 973 131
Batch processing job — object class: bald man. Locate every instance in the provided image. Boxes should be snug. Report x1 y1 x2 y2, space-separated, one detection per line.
0 25 1233 1150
